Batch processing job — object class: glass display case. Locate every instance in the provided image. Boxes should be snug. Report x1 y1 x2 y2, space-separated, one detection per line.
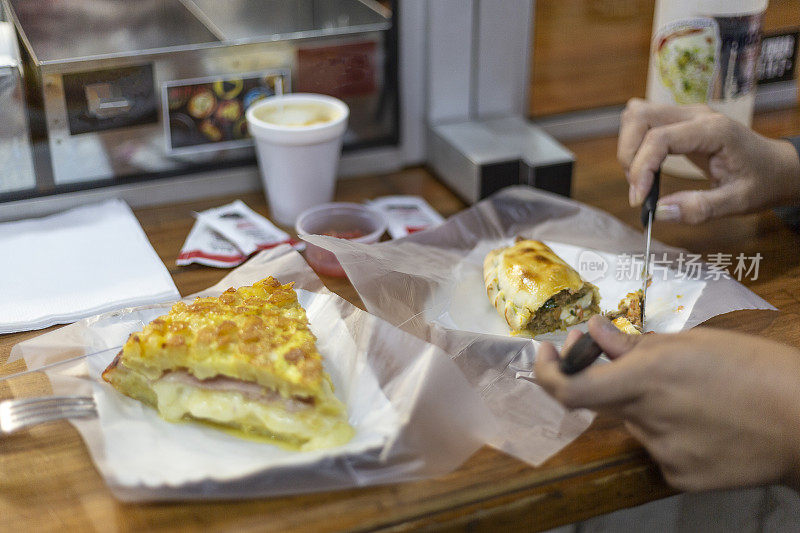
1 0 396 203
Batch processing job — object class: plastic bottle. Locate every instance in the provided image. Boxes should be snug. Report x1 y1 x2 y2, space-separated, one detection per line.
646 0 768 178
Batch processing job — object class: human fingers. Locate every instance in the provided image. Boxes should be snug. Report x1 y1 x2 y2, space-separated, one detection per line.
532 331 600 390
535 342 645 410
586 315 642 359
654 183 750 224
533 341 569 391
628 118 725 206
618 100 709 180
563 328 584 353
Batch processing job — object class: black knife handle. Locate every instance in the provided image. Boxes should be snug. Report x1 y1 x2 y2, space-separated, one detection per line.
559 333 604 375
640 169 661 228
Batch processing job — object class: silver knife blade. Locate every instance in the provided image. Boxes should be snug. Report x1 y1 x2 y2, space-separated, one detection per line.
641 210 653 330
639 169 660 332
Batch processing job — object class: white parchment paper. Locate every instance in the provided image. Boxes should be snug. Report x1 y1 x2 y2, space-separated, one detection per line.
8 247 497 501
305 186 776 466
432 240 705 342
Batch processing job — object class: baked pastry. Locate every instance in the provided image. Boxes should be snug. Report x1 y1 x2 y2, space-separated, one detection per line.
605 290 643 334
611 316 642 335
102 277 354 450
483 239 601 336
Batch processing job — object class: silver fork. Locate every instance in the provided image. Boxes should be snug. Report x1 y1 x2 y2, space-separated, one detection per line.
0 396 97 435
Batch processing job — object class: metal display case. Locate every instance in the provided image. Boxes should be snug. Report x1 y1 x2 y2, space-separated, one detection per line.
0 15 35 195
2 0 395 202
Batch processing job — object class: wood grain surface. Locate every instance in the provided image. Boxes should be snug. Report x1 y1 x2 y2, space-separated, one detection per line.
2 107 800 532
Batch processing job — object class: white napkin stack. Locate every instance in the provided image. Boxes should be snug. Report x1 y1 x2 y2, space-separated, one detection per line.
0 199 180 334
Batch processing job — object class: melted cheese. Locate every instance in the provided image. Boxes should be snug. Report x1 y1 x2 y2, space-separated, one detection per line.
559 291 595 321
612 316 643 335
487 240 584 315
484 240 599 333
102 277 354 449
151 379 354 451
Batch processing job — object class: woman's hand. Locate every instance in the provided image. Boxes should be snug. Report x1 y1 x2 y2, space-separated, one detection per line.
535 315 800 491
618 98 800 224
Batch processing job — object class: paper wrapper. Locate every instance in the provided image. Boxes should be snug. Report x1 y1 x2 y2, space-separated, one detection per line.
8 247 497 502
304 186 776 466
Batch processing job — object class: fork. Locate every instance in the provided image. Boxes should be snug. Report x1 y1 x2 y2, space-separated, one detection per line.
0 396 97 435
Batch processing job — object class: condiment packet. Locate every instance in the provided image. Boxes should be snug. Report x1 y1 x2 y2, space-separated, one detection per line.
177 200 302 268
176 221 248 267
366 195 444 239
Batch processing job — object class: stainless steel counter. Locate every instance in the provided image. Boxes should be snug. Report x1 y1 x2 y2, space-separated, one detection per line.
190 0 390 43
7 0 389 65
1 0 396 205
9 0 219 64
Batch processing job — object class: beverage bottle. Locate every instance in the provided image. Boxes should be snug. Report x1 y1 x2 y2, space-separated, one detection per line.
646 0 768 178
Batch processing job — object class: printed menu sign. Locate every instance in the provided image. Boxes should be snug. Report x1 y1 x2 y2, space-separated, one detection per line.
296 41 377 98
162 69 290 154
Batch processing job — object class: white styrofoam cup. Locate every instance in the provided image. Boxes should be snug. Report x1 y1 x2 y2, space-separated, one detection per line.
245 93 349 226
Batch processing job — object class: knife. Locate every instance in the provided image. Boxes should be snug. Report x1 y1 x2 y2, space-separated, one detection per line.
559 170 662 375
559 332 604 375
639 169 661 330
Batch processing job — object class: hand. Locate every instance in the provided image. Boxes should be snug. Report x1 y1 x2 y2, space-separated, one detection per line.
535 315 800 491
618 98 800 224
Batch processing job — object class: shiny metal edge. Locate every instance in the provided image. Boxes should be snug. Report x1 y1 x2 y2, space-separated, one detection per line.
357 0 392 19
32 22 390 68
177 0 227 41
0 146 405 222
0 0 39 66
8 0 390 69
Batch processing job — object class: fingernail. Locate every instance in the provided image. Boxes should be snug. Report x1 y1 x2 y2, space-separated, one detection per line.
655 203 681 222
628 186 638 206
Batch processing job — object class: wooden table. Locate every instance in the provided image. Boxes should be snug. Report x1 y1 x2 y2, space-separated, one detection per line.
3 107 800 532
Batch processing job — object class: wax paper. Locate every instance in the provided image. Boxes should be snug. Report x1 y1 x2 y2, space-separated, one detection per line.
304 186 776 466
8 247 497 501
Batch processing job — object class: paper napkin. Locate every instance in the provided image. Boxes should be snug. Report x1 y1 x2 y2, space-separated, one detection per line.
0 199 179 334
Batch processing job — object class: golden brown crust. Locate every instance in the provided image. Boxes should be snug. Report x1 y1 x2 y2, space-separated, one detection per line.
605 290 644 333
103 277 325 398
101 278 355 448
101 351 123 383
612 316 643 335
485 240 584 310
484 240 600 334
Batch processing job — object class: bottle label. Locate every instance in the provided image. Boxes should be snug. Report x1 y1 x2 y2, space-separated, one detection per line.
652 13 763 105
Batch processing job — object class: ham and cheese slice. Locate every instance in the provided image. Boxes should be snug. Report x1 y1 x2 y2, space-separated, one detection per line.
102 277 353 450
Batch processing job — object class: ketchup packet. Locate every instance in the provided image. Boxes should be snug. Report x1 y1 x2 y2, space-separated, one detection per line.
177 200 301 268
366 196 444 239
176 222 248 268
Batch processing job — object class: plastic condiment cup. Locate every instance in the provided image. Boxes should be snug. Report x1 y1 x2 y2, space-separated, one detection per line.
246 93 349 226
295 202 387 277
